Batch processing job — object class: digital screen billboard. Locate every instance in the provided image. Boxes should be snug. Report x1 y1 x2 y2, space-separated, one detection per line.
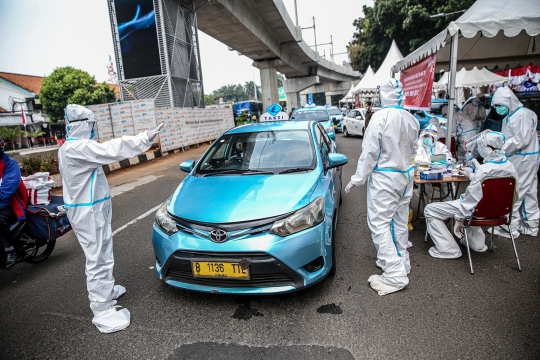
114 0 162 79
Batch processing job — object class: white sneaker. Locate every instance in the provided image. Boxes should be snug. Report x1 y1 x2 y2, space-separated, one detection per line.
368 275 406 296
92 306 131 333
112 285 126 300
518 224 539 236
487 226 519 239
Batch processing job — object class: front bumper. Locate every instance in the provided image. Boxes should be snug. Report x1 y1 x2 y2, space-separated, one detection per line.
152 218 332 294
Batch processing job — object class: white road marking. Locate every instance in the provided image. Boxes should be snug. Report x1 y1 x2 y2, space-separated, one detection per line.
112 204 162 237
110 175 162 197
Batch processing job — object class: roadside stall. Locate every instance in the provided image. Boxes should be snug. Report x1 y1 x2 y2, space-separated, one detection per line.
353 40 404 107
393 0 540 225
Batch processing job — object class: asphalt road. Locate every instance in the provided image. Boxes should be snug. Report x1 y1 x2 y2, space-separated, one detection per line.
1 134 539 359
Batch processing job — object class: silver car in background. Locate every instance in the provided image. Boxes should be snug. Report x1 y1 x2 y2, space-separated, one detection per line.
341 107 381 137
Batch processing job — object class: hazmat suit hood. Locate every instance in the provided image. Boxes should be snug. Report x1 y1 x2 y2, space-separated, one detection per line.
477 131 506 163
491 87 523 113
378 78 405 108
65 104 98 141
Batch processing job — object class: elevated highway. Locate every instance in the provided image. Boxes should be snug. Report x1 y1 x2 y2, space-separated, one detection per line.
196 0 359 109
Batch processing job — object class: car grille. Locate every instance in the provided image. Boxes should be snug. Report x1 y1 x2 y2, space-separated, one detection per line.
162 251 303 289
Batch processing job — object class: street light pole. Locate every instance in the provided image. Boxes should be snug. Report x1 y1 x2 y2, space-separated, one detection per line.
430 9 466 18
313 16 317 53
293 0 298 26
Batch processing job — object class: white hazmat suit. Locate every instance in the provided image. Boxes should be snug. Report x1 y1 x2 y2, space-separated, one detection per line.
415 124 450 166
462 95 487 131
345 79 420 295
491 87 539 238
454 112 477 160
58 104 162 333
424 131 518 259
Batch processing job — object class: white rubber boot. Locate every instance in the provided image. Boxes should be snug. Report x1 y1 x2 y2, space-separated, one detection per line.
112 285 126 300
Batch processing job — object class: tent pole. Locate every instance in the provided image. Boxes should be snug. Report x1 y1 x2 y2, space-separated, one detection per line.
446 33 458 143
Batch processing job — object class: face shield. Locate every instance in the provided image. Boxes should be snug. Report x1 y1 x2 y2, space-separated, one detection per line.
65 104 98 141
420 124 438 146
466 130 506 162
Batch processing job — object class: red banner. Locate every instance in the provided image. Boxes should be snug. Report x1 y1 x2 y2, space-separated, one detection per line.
401 54 436 110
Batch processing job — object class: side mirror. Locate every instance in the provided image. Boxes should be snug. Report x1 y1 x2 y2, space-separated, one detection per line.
327 153 348 169
180 160 195 173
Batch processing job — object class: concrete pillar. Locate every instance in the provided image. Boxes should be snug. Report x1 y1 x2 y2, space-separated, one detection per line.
286 92 301 112
325 94 332 106
282 76 320 110
253 59 282 110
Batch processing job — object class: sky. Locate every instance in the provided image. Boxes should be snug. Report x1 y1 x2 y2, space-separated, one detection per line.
0 0 373 93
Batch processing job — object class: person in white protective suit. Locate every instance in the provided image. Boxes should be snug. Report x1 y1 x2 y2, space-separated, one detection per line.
424 131 518 258
462 94 487 131
344 79 420 296
454 112 477 160
415 124 450 166
489 87 539 238
58 104 163 333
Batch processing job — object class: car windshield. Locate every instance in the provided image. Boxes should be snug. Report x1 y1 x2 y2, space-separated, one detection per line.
290 110 329 122
196 130 316 175
430 102 447 114
327 107 342 116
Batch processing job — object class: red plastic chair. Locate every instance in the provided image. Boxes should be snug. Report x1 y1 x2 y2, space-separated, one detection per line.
462 177 520 274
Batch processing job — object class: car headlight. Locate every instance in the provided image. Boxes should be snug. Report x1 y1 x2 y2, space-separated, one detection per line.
155 201 178 235
325 126 334 133
269 197 325 237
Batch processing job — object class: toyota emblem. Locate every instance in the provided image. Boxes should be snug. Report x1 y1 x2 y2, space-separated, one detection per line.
210 229 228 243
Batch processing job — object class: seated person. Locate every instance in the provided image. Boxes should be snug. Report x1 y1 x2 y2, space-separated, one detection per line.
415 124 450 166
0 137 28 269
424 131 518 259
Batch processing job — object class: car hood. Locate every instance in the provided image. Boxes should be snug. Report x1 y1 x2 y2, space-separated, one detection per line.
168 171 320 223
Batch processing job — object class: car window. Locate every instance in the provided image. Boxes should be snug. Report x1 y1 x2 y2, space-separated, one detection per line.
291 110 329 121
196 130 316 174
315 125 330 168
327 107 342 116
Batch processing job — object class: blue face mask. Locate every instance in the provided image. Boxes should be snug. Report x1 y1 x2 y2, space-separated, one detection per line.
495 105 509 116
422 137 433 146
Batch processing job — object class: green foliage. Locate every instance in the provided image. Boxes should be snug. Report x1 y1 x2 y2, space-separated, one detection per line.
243 81 261 100
205 95 215 105
0 126 22 150
40 66 117 122
21 154 58 175
22 129 45 139
348 0 475 73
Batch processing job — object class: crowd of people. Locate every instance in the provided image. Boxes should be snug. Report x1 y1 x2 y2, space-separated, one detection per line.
345 78 539 296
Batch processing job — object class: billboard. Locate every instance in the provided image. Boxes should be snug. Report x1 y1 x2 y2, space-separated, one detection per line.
401 54 436 110
114 0 162 79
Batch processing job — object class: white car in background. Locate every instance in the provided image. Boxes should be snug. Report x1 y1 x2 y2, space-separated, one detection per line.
342 107 381 137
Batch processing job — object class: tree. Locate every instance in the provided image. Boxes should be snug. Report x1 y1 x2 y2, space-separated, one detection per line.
243 81 261 100
210 84 249 103
0 126 21 151
40 66 117 122
277 73 284 88
205 95 215 105
348 0 475 73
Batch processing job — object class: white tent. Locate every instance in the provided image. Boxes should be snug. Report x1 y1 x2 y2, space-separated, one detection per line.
340 84 356 103
392 0 540 140
354 40 403 94
352 65 375 95
432 66 511 91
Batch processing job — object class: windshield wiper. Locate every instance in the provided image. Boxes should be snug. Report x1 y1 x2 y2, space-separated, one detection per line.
279 167 314 174
200 169 275 177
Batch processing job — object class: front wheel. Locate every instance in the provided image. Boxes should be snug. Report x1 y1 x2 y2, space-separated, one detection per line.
19 233 56 263
343 126 349 137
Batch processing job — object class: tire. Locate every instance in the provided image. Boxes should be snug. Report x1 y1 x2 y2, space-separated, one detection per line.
339 189 343 206
19 233 56 263
343 126 349 137
329 211 338 276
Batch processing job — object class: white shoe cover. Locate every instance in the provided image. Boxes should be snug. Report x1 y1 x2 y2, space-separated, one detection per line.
368 275 406 296
112 285 126 300
518 224 539 236
92 306 131 333
460 238 488 253
487 226 519 239
406 241 413 249
428 246 462 259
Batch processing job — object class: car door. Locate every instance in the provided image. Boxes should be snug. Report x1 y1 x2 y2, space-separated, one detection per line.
315 124 336 244
350 110 362 135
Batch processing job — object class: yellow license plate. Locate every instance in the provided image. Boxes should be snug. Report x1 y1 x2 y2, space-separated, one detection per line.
191 260 250 280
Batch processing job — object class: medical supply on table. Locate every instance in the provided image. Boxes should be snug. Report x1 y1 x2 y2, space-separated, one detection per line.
420 170 443 180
